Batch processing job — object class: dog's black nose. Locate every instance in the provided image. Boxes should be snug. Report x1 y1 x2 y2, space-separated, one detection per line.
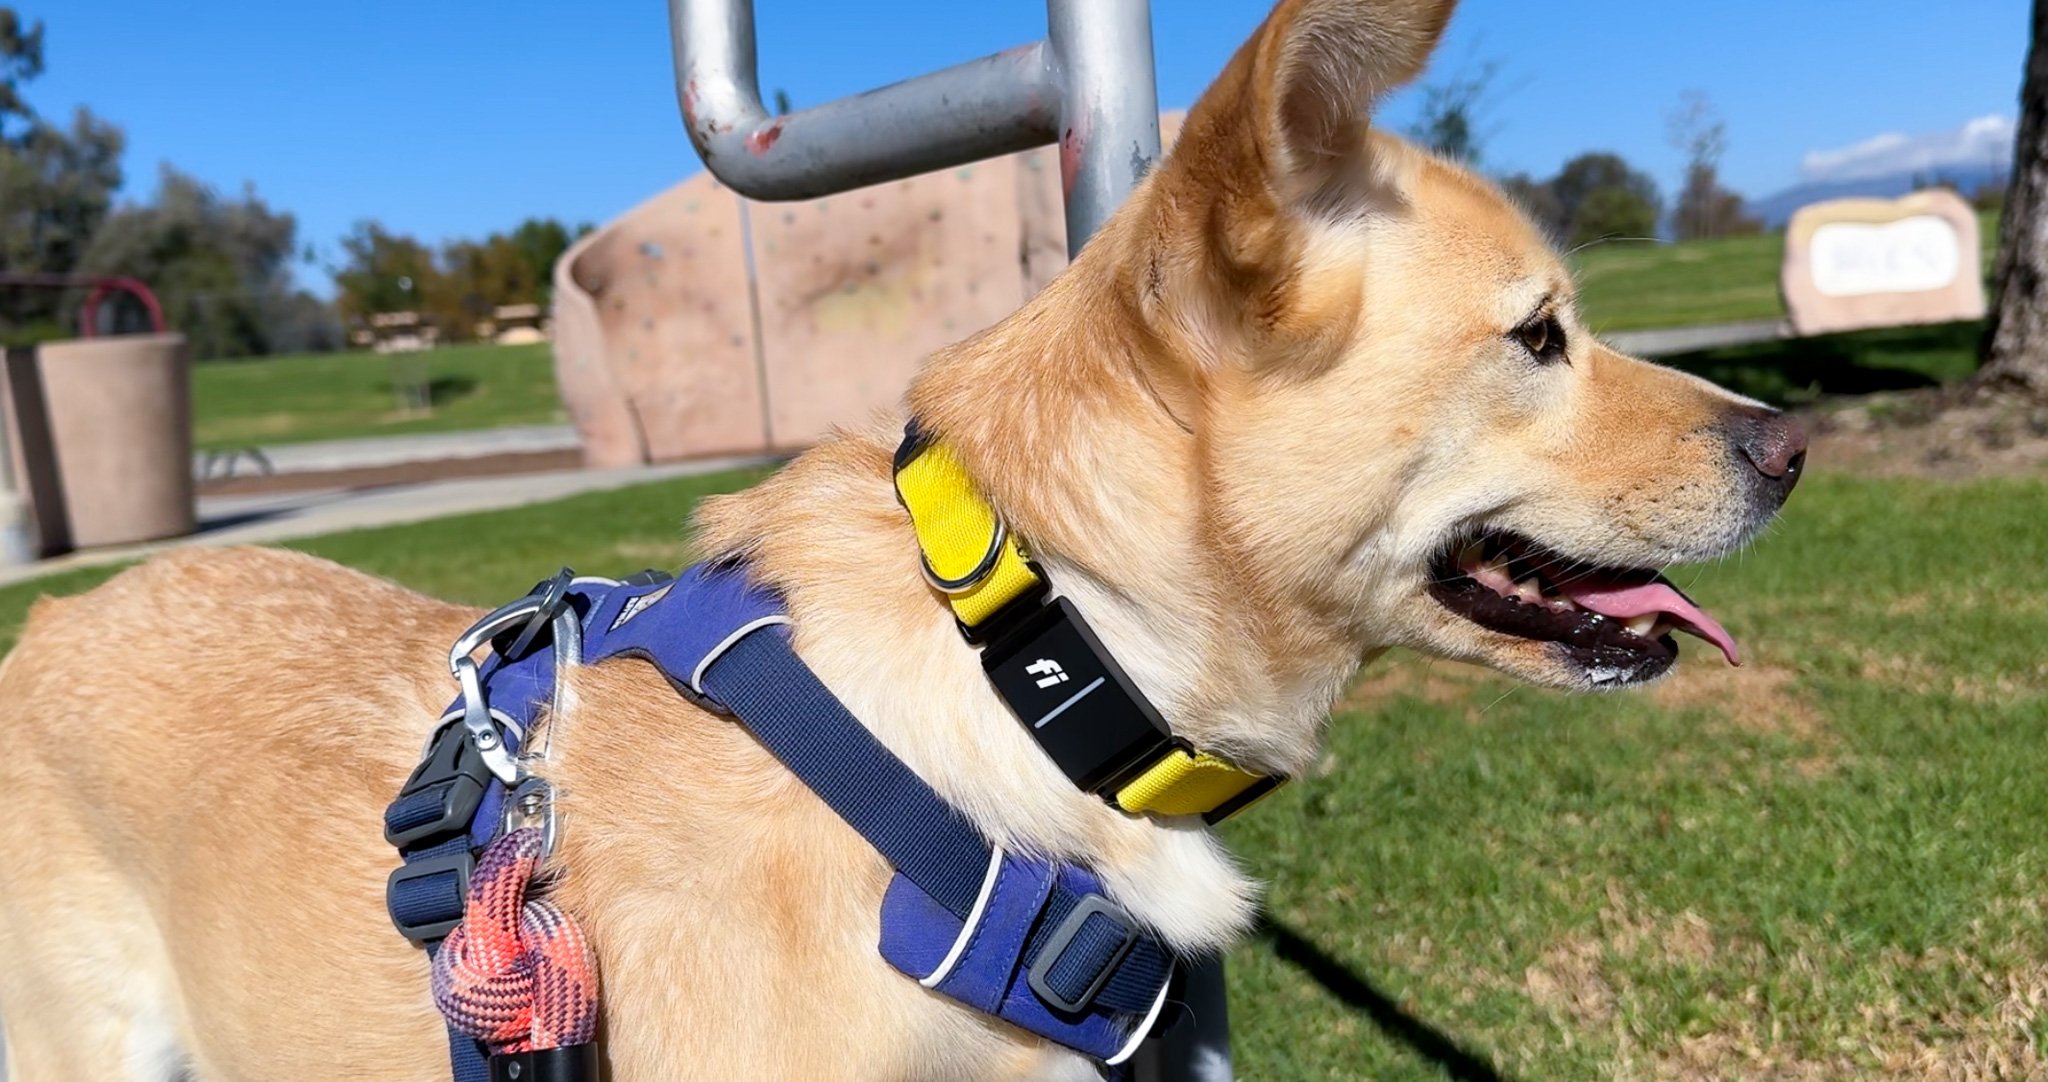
1727 407 1807 500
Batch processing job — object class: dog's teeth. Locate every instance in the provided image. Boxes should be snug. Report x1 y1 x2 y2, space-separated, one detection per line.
1623 613 1658 637
1650 618 1673 639
1512 578 1543 604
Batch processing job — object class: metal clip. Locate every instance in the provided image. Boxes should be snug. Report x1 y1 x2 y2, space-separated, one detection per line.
502 776 559 863
454 656 520 786
449 596 549 677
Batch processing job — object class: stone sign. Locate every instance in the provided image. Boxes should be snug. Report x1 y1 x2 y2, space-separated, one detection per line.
1780 188 1986 337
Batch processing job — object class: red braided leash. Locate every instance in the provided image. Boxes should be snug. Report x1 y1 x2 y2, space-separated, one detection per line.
431 827 600 1055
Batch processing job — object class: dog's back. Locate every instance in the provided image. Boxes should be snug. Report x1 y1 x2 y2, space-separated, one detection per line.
0 548 475 1080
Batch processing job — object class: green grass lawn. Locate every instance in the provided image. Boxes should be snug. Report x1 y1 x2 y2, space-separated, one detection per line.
1575 209 2000 335
192 341 567 450
1226 468 2048 1078
2 459 2042 1078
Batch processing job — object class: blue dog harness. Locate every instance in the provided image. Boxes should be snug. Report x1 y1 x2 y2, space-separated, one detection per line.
385 562 1177 1080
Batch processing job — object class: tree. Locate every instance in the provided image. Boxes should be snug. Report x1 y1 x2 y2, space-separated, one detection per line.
0 106 124 339
1407 60 1500 165
0 9 43 139
1978 0 2048 399
1666 91 1760 241
336 217 586 342
1551 153 1661 233
431 233 533 340
1494 154 1662 249
506 216 576 304
0 11 125 341
333 221 439 325
74 165 322 358
1537 152 1663 248
1571 186 1660 248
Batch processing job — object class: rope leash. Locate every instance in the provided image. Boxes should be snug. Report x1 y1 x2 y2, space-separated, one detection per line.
431 827 600 1071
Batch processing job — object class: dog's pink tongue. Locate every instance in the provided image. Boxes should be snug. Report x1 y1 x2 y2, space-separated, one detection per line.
1557 576 1742 666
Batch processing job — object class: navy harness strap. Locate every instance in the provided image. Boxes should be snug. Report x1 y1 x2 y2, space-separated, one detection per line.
697 628 1174 1017
388 564 1176 1075
692 630 993 918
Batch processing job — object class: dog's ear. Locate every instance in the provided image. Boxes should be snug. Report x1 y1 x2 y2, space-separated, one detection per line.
1249 0 1457 200
1115 0 1456 395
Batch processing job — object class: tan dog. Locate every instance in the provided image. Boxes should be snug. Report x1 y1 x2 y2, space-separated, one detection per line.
0 0 1804 1078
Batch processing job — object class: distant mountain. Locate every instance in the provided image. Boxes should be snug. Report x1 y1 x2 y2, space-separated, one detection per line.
1747 164 2008 228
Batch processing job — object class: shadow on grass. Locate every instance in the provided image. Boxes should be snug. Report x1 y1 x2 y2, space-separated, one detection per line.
1257 916 1512 1082
1656 320 1980 408
424 375 480 406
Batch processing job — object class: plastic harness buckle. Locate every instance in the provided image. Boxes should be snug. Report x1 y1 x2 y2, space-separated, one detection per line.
1027 894 1141 1014
385 720 496 944
384 719 495 848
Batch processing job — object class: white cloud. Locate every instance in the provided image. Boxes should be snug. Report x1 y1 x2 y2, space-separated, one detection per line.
1799 115 2015 183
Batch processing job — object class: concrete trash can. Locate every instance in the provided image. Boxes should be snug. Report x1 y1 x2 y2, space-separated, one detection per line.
2 333 195 553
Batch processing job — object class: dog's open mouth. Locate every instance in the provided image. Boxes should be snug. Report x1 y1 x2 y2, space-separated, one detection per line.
1427 530 1741 678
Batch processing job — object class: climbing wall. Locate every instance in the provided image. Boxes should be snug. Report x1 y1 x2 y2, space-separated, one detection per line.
750 162 1034 447
553 173 761 467
552 114 1185 467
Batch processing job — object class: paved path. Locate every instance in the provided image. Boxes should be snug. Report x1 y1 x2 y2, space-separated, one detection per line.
0 454 774 589
1606 319 1787 358
195 423 582 478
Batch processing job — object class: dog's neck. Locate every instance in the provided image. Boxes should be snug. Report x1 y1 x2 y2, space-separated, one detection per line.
906 225 1370 776
692 230 1368 952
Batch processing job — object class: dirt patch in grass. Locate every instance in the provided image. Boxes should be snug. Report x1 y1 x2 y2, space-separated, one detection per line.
1517 886 2048 1080
1809 391 2048 481
1651 661 1835 776
1651 662 1820 740
1656 952 2048 1081
1834 639 2047 706
1342 655 1494 714
1524 934 1619 1026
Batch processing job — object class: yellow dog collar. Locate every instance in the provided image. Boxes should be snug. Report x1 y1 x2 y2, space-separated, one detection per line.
892 424 1283 823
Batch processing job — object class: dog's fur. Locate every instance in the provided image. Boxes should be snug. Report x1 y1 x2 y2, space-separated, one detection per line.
0 1 1802 1078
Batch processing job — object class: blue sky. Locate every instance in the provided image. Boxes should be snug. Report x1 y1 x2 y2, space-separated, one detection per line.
33 0 2027 293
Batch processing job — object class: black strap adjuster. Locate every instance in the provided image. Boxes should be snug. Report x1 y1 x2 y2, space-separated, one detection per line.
384 720 494 848
1028 895 1141 1014
386 850 476 943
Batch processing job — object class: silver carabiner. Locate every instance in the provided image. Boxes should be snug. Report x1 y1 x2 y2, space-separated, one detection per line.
448 595 548 677
502 776 560 863
518 603 586 768
454 656 520 785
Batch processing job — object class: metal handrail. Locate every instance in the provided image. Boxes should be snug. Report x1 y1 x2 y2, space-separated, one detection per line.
669 0 1161 257
667 3 1227 1079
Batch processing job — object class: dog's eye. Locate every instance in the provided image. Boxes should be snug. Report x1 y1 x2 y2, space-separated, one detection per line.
1512 314 1567 364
